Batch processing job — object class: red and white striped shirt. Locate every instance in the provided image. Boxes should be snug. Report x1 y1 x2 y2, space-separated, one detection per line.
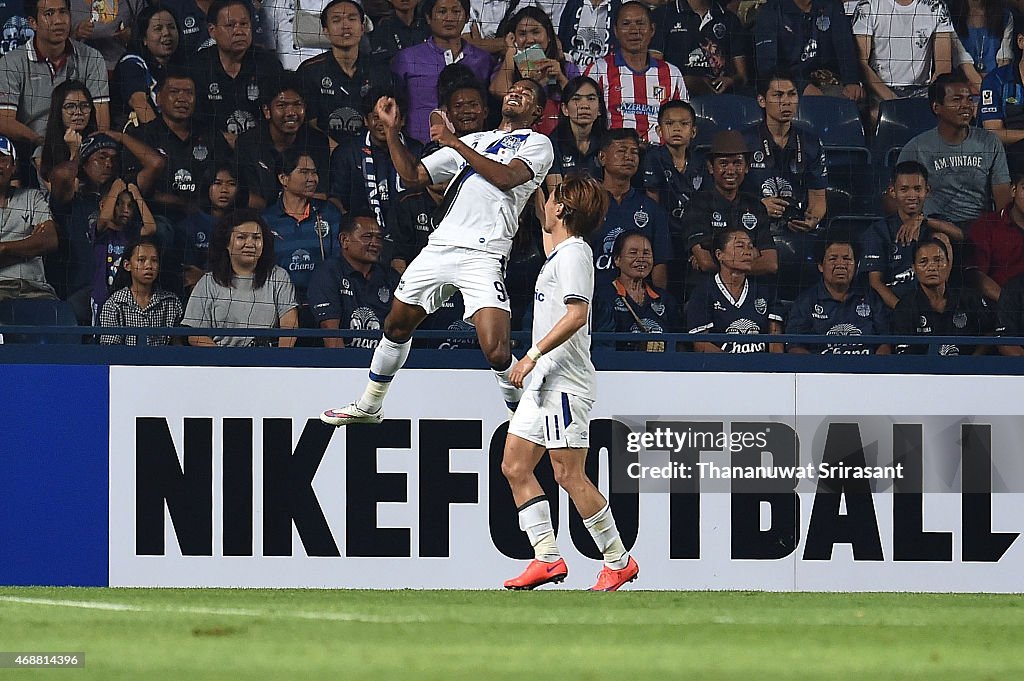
585 49 687 144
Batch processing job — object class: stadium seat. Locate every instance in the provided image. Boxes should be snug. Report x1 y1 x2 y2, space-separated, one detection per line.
871 97 935 169
691 94 763 148
0 298 79 344
795 96 869 163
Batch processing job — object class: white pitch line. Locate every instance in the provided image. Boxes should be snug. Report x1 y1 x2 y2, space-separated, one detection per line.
0 596 430 624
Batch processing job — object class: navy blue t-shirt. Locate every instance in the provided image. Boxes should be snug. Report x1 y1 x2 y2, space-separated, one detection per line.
685 273 782 353
859 214 942 298
785 281 890 354
590 188 672 285
742 122 827 229
262 198 342 304
307 255 401 348
180 211 216 269
593 278 682 350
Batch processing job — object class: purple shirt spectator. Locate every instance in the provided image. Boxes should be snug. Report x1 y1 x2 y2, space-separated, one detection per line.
392 38 492 143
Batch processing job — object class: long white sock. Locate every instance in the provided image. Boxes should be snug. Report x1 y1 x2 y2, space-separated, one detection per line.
492 356 523 413
583 503 629 570
518 496 560 562
356 336 411 414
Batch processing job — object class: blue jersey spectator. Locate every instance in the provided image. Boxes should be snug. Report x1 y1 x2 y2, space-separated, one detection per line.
786 238 891 354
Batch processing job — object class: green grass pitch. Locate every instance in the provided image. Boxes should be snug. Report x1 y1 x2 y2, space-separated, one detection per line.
0 587 1022 680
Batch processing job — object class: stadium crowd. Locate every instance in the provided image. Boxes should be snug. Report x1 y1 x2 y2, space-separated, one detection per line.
1 0 1024 355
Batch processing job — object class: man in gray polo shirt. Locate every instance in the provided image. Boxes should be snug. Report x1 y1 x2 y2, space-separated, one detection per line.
0 0 109 150
0 136 58 299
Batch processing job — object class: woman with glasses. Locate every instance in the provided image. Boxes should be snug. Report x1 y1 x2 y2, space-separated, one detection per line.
111 6 182 127
182 209 299 347
37 80 98 188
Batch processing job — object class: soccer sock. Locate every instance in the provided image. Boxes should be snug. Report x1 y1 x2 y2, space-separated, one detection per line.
492 356 523 413
583 503 629 570
518 496 560 562
356 336 412 414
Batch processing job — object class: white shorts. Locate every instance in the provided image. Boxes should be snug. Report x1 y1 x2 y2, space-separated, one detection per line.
394 245 509 321
508 389 593 450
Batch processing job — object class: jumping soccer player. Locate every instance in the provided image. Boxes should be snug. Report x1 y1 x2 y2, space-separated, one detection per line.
320 79 554 425
501 174 639 591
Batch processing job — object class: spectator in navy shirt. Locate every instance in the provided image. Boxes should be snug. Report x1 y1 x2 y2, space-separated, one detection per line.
592 128 672 289
686 130 777 276
861 161 963 310
180 161 244 292
369 0 430 61
651 0 749 95
594 230 682 351
753 0 862 100
687 226 784 353
893 237 993 355
111 6 181 128
261 148 341 310
786 236 890 354
307 213 400 347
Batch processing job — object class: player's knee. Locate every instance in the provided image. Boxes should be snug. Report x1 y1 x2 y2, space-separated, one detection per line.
482 341 511 369
552 462 586 492
500 457 531 485
382 317 413 343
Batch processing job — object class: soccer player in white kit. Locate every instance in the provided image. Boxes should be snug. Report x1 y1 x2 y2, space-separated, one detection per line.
502 174 640 591
320 79 554 426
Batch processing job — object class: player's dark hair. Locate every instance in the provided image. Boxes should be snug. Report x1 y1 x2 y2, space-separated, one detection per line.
892 160 929 183
558 173 610 238
27 0 70 20
112 235 162 291
913 237 950 262
207 0 252 26
929 72 970 107
757 67 798 97
611 229 650 259
658 99 695 124
276 147 318 183
711 227 751 266
208 209 277 289
615 0 653 25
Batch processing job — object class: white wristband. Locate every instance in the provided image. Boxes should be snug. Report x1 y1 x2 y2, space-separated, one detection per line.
526 346 543 361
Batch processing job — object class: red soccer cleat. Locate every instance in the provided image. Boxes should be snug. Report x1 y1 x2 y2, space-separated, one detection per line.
503 558 568 590
589 556 639 591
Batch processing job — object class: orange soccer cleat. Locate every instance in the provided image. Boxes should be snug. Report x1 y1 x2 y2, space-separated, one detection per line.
503 558 568 590
589 556 639 591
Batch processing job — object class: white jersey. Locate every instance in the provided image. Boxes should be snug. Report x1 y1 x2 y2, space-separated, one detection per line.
420 129 554 257
530 237 596 397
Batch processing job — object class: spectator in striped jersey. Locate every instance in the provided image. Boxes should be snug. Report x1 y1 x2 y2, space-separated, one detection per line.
584 1 687 144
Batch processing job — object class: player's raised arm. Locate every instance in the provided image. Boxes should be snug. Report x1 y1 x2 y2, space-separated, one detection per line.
376 97 433 189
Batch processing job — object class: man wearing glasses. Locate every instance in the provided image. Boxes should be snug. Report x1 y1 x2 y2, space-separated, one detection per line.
0 0 109 150
189 0 283 146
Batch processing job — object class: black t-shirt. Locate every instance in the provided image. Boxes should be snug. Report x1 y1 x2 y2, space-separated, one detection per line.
893 285 993 355
131 117 233 221
234 123 332 205
685 187 774 255
306 255 401 348
651 0 748 79
295 51 395 143
189 46 284 135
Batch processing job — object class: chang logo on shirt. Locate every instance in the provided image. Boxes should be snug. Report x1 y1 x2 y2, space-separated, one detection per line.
289 249 315 272
329 107 363 134
173 168 196 192
826 323 862 336
632 318 664 334
596 227 625 270
722 318 765 353
824 323 869 355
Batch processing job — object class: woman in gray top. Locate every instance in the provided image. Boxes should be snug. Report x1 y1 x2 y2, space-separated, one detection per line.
183 209 299 347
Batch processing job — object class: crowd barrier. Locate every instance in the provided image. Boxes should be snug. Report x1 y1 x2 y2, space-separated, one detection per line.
2 344 1023 591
